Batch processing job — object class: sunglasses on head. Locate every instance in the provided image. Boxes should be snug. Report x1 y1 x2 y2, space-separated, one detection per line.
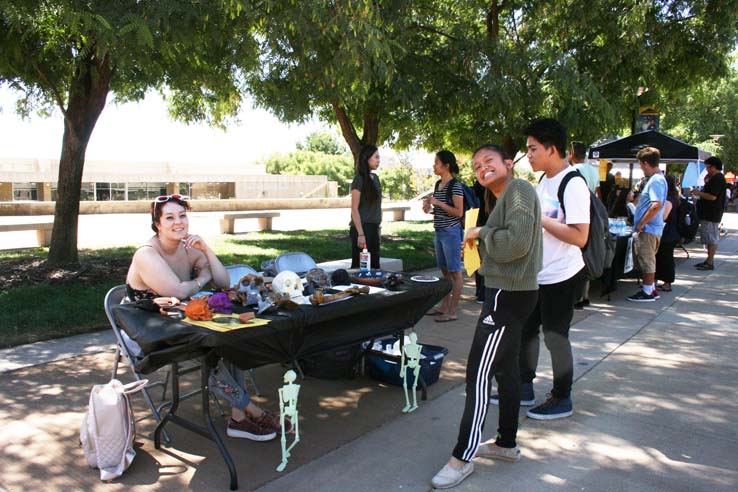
153 194 189 204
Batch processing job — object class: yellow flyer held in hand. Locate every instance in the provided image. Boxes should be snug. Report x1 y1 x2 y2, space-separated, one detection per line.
463 208 481 276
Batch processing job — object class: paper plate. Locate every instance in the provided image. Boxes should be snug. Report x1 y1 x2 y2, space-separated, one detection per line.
410 275 439 282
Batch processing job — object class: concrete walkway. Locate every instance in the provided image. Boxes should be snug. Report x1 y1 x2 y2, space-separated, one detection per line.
1 213 737 492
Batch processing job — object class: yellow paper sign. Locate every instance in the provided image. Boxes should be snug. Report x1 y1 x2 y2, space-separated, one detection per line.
183 313 271 332
463 208 481 276
598 159 609 181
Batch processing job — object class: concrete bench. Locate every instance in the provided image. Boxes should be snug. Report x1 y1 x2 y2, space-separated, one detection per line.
219 212 281 233
382 205 411 221
0 220 54 246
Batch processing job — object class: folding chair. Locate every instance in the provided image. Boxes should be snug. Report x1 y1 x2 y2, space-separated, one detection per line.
226 263 258 288
106 285 224 444
274 252 317 276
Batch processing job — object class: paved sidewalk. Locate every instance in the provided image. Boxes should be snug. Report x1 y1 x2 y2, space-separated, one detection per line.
254 217 738 492
1 213 737 492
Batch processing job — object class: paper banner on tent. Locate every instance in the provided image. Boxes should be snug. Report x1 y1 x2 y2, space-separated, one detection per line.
682 161 705 189
598 160 609 181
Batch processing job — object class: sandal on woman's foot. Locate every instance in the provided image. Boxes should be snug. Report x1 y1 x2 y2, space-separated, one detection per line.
658 284 672 292
435 315 458 323
425 309 445 316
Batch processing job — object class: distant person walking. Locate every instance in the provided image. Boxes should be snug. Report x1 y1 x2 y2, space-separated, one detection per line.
431 144 541 490
423 150 464 323
349 145 382 269
627 147 667 302
655 175 681 292
692 156 727 271
502 118 589 421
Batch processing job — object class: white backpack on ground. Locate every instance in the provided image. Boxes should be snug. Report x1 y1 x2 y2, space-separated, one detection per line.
80 378 148 481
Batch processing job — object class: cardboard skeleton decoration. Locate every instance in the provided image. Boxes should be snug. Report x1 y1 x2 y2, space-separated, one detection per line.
276 370 301 472
401 332 423 413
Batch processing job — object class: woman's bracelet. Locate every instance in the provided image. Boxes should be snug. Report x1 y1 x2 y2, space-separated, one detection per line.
195 278 202 289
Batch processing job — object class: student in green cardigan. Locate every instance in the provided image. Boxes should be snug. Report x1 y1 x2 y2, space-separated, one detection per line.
431 144 542 489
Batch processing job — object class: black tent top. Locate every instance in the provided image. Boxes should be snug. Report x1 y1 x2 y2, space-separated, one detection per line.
588 130 710 162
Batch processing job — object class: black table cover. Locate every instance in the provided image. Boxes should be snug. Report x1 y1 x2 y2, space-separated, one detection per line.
112 278 452 374
601 234 641 295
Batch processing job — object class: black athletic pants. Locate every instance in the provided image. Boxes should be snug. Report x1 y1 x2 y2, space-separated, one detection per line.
452 287 538 462
520 268 586 399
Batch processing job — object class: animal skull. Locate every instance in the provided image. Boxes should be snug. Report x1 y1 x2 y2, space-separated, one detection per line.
272 271 304 300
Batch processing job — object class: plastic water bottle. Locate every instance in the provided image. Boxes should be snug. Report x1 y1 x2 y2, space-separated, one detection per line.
359 247 371 273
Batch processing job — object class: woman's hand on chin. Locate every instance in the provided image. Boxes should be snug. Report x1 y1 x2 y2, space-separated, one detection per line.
183 234 207 252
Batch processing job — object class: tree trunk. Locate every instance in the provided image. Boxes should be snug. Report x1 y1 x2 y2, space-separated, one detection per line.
332 101 380 166
46 54 112 267
501 134 518 159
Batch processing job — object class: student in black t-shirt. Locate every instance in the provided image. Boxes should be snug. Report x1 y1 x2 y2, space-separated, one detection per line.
691 156 727 270
350 145 382 269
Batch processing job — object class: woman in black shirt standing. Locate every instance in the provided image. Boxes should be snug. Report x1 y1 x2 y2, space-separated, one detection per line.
350 145 382 269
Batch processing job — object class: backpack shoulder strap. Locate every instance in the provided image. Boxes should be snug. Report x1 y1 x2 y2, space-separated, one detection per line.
445 177 458 205
557 169 586 217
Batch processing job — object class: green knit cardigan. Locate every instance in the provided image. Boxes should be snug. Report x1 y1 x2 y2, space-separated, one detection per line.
477 178 542 292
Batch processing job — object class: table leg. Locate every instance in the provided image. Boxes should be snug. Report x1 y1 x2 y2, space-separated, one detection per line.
153 361 239 491
154 362 180 449
201 364 238 491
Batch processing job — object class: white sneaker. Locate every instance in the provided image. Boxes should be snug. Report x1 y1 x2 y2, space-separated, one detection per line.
431 461 474 489
476 442 521 462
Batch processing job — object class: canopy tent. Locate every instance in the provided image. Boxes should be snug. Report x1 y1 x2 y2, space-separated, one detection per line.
588 130 710 162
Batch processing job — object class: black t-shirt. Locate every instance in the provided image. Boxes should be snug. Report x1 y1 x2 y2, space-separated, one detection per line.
697 172 726 223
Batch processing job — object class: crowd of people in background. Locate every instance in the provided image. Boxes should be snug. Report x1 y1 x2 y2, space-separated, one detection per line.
424 118 729 488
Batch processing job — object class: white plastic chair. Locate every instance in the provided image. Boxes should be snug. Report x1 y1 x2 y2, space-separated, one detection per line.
274 252 317 276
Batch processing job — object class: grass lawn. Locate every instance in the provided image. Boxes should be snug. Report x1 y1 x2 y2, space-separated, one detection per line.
0 221 436 348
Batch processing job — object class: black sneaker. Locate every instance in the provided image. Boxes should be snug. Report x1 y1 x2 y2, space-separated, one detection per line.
574 299 590 310
626 290 657 302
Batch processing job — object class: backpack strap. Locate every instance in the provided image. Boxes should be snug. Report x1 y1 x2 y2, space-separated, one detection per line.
435 177 458 206
556 169 586 219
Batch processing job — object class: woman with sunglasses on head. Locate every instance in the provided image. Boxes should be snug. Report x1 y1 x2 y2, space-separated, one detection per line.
126 194 291 442
430 145 541 489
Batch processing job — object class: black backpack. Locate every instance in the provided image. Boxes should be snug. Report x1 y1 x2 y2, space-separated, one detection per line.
677 198 699 244
557 170 616 278
435 177 480 212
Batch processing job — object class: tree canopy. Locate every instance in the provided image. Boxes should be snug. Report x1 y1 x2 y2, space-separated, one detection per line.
247 1 738 156
0 0 259 265
661 54 738 170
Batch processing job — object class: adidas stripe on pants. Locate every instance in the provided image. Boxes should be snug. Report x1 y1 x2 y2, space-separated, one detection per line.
452 287 538 462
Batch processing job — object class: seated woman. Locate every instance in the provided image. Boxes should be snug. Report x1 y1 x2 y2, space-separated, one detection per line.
126 194 288 442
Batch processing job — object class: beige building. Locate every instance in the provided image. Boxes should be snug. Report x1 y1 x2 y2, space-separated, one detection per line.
0 158 338 202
